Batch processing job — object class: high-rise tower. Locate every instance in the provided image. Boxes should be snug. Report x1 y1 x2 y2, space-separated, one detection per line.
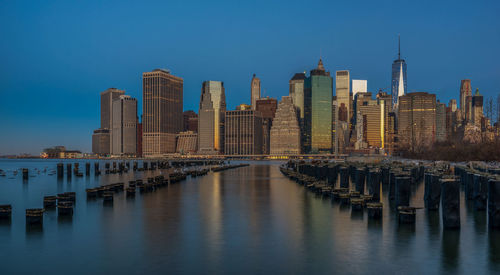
391 35 407 109
304 59 333 154
112 95 137 156
251 74 261 109
142 69 183 156
459 79 472 121
336 70 351 125
198 81 226 154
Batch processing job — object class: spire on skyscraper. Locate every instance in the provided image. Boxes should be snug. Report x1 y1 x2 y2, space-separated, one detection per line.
398 34 401 60
317 58 325 71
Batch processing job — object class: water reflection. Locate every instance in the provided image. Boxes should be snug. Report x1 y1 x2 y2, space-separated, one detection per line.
442 229 460 273
0 160 499 273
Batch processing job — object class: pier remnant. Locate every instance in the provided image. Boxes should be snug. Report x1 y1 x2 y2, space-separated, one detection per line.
441 179 460 229
488 179 500 228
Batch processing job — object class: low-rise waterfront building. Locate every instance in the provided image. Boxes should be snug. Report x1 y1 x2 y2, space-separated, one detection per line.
176 131 198 154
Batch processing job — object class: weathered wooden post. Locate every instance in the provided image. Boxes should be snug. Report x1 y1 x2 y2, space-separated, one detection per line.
66 163 72 178
473 174 488 211
340 167 349 189
367 202 383 219
488 179 500 228
22 168 29 180
424 173 441 210
441 179 460 229
368 169 381 202
395 176 411 208
94 162 100 175
57 163 64 178
355 168 365 194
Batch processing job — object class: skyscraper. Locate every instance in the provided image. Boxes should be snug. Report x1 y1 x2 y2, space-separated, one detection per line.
449 99 457 112
198 81 226 154
251 74 261 109
460 79 472 121
183 110 198 132
289 72 306 120
358 97 384 148
398 92 436 149
92 87 125 156
436 101 447 142
112 95 137 156
391 36 407 109
304 59 333 153
352 79 367 98
270 96 301 155
256 97 278 154
472 88 483 126
142 69 183 156
101 88 125 130
336 70 351 125
224 109 263 155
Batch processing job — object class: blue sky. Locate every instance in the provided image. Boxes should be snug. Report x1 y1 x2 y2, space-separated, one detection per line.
1 0 499 154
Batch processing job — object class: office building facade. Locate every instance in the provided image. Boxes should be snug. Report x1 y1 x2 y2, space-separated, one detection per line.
398 92 437 149
352 79 367 98
112 95 138 156
142 69 183 156
224 110 263 155
256 97 278 154
270 96 301 155
391 37 407 109
176 131 198 154
460 79 472 121
304 59 333 153
251 74 261 109
336 70 351 126
198 80 226 154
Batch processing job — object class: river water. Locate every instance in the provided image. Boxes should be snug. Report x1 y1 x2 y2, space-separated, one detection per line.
0 159 499 274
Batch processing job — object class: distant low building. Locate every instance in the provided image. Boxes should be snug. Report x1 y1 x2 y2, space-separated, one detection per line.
42 146 82 159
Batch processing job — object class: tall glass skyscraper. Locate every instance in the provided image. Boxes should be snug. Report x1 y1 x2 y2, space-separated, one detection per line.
304 59 333 154
391 36 407 109
198 80 226 154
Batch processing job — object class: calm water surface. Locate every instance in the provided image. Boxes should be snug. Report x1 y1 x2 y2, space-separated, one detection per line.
0 159 499 274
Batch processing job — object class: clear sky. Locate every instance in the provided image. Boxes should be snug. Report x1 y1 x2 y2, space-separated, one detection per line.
1 0 499 155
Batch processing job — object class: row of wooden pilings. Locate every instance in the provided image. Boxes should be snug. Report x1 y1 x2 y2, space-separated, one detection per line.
280 160 500 229
52 160 226 179
1 162 248 227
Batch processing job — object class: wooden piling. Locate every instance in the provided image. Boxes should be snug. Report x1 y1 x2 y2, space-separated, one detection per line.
473 174 488 211
488 179 500 228
0 205 12 219
367 202 383 219
441 179 460 229
395 176 411 208
26 208 44 224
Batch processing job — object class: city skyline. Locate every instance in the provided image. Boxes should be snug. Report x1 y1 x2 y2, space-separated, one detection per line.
1 1 500 154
